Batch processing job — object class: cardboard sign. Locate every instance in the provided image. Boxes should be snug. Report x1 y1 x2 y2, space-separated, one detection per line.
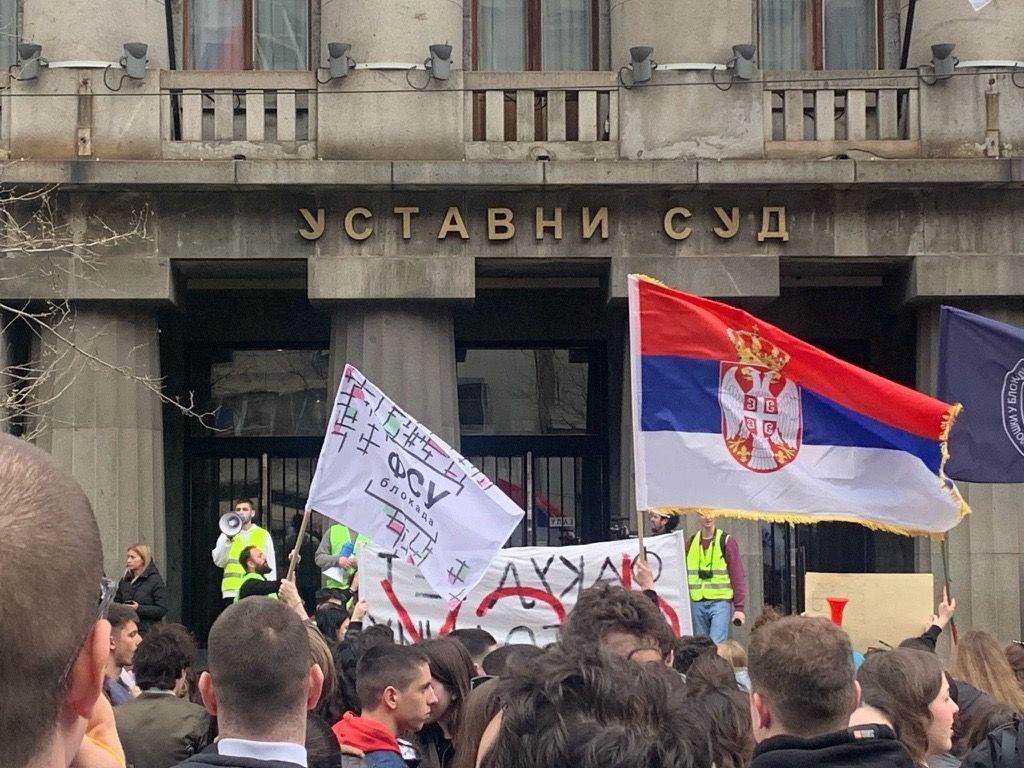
360 532 694 645
804 571 935 652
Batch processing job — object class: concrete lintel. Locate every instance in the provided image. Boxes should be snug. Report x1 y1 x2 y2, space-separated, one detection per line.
0 254 176 303
308 255 476 301
235 160 393 187
543 160 698 186
856 159 1012 185
697 160 856 185
392 161 544 187
608 255 780 301
905 254 1024 302
67 160 237 187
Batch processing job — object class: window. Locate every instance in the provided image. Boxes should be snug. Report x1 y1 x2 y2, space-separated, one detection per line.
760 0 879 70
187 0 309 70
474 0 596 71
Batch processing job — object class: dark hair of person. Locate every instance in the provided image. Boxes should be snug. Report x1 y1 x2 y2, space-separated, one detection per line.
751 605 785 634
133 624 196 691
0 434 105 768
306 712 342 768
448 628 498 663
419 638 477 738
856 648 945 764
1005 642 1024 690
306 624 335 715
674 635 718 675
356 644 431 711
234 498 256 510
898 636 935 653
658 514 680 533
480 646 697 768
326 625 395 721
953 697 1017 757
451 678 503 768
315 605 348 643
239 545 257 572
481 644 545 677
207 598 311 732
560 582 674 659
748 616 856 737
684 657 754 768
361 623 396 644
107 603 140 634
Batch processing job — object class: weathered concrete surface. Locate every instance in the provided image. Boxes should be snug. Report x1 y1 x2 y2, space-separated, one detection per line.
609 255 779 299
918 73 1024 159
904 0 1024 65
309 255 475 300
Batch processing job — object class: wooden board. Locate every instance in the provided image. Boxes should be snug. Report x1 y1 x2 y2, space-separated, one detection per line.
804 571 934 652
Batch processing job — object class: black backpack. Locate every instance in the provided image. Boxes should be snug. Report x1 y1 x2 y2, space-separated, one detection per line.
962 719 1024 768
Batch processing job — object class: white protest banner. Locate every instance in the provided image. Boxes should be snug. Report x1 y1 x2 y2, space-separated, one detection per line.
306 364 524 606
359 531 693 645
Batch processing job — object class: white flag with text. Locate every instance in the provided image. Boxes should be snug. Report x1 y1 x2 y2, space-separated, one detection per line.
306 364 525 606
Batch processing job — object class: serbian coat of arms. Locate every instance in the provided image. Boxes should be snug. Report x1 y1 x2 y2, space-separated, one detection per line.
718 328 802 473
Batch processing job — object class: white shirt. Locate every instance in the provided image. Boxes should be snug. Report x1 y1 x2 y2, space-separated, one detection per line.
212 525 278 597
217 738 307 767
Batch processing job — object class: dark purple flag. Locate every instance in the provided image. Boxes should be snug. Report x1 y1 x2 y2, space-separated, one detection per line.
938 306 1024 482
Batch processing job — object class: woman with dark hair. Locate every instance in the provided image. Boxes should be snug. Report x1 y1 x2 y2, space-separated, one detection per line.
684 655 754 768
855 648 959 766
451 678 503 768
416 637 476 768
952 698 1016 758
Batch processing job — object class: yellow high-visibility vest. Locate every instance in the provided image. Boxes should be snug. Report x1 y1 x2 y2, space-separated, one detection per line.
687 529 734 602
326 524 372 590
221 526 271 597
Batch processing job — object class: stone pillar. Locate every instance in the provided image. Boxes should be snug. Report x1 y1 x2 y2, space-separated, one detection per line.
329 303 460 448
917 302 1024 643
23 0 169 67
904 0 1024 64
33 305 166 579
610 0 753 69
320 0 463 67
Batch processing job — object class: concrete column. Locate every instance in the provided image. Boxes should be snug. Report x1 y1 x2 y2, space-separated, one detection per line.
329 303 460 448
904 0 1024 64
320 0 464 67
23 0 169 67
917 302 1024 643
33 305 166 579
610 0 753 69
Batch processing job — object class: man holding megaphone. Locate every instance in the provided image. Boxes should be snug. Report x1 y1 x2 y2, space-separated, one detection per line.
211 498 277 608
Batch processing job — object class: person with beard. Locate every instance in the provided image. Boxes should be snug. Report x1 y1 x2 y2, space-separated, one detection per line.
236 546 281 602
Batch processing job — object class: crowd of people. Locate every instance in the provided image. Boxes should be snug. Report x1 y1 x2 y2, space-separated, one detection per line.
6 432 1024 768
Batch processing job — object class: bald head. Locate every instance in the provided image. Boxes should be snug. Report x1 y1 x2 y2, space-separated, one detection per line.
0 434 105 767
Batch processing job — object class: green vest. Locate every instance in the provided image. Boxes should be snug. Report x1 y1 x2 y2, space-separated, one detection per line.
326 524 372 590
687 529 734 602
234 571 277 603
221 526 271 597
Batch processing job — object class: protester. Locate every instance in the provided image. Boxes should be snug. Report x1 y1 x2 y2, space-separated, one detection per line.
308 624 337 720
235 546 278 601
333 644 438 768
952 698 1016 759
718 639 752 692
559 582 674 665
212 498 277 607
747 616 915 768
450 679 503 768
751 605 785 633
480 645 544 678
1005 641 1024 692
175 598 324 768
0 434 126 768
684 655 755 768
316 605 350 643
673 634 718 676
898 591 956 654
316 522 372 595
447 629 498 676
327 625 396 724
105 603 143 705
687 511 747 642
114 625 212 768
416 638 477 768
951 630 1024 713
478 645 698 768
648 510 680 535
855 648 959 766
307 714 343 768
116 542 169 634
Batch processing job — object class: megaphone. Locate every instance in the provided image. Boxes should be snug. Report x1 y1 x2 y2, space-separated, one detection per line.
219 512 245 537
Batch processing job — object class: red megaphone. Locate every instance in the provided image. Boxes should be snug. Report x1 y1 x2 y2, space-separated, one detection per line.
826 596 849 626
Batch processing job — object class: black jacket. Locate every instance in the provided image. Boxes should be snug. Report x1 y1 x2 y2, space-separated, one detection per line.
116 560 168 632
175 745 303 768
750 724 916 768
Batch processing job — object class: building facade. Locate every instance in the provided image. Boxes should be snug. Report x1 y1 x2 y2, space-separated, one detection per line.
3 0 1024 639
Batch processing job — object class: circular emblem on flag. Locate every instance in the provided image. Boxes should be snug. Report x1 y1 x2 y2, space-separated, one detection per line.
719 329 802 473
1001 358 1024 457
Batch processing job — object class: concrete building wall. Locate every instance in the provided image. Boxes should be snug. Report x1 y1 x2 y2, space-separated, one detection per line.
905 0 1024 65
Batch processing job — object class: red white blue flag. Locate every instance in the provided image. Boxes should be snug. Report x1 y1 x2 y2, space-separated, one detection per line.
628 275 969 535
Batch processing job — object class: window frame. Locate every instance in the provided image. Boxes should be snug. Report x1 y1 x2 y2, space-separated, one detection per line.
471 0 600 72
183 0 312 71
759 0 884 71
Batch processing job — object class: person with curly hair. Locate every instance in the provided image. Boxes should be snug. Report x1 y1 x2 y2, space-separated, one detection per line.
559 581 674 665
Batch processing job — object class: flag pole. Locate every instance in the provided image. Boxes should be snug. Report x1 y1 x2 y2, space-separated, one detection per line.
636 507 646 561
940 533 959 645
287 507 313 581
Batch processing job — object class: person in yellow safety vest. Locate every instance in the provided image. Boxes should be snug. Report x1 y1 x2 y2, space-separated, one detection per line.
685 510 747 644
314 523 373 591
235 546 279 602
211 498 277 607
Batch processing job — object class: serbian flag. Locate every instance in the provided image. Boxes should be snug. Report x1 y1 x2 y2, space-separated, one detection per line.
628 275 969 535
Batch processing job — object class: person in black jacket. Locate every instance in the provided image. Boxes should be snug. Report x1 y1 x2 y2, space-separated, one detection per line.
116 542 168 634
